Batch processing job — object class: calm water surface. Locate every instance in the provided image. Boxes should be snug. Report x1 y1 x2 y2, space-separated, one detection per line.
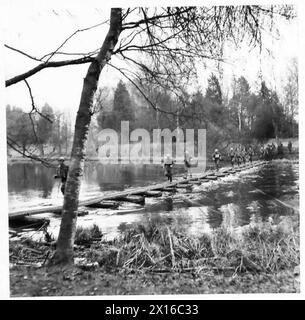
7 160 299 240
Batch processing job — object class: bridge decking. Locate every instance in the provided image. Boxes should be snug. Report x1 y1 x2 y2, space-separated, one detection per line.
8 161 266 220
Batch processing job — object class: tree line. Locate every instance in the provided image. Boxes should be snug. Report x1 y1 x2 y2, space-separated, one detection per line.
95 63 298 155
6 103 73 158
7 58 298 159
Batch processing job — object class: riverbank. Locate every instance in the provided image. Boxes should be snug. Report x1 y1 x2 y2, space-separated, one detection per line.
9 213 299 296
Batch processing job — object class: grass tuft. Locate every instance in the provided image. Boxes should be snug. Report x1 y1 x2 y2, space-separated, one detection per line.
74 224 103 246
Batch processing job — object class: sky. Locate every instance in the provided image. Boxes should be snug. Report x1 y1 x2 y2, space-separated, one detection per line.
0 0 299 117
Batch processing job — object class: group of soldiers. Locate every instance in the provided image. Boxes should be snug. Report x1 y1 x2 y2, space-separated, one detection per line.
56 140 294 193
163 151 194 182
212 145 254 171
259 141 292 160
163 140 293 182
163 145 254 182
213 140 293 171
259 143 277 161
163 151 198 182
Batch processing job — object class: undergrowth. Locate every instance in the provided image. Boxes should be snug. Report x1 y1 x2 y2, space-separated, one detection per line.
85 215 299 275
10 215 299 276
74 224 103 246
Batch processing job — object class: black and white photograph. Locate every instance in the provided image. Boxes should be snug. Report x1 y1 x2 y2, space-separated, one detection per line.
0 0 302 299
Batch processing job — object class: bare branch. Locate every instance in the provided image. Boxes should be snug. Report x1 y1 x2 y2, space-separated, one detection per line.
108 62 178 116
4 44 43 62
7 137 56 168
6 56 94 87
28 112 39 144
40 48 100 59
122 7 193 30
41 19 110 62
24 79 53 122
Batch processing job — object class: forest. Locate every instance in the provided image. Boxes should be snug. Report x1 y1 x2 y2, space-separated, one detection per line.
7 58 298 159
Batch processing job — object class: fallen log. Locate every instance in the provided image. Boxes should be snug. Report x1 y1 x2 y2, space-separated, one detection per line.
23 247 43 255
52 209 89 216
190 180 201 185
9 216 50 230
143 191 162 197
86 200 120 209
115 195 145 205
215 173 226 177
9 230 20 239
155 187 176 192
115 208 145 215
13 261 42 268
178 180 190 185
206 175 218 180
176 184 193 189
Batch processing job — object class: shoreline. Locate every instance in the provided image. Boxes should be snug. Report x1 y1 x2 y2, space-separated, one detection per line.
9 214 299 296
6 153 299 168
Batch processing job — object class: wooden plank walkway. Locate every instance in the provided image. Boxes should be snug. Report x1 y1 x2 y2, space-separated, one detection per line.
8 161 266 220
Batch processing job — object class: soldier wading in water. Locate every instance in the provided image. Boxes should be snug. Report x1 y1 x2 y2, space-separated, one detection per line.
163 154 174 183
212 149 222 171
229 147 235 167
54 157 69 195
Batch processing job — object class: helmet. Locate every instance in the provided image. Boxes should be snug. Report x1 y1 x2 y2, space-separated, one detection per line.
59 157 65 161
215 149 218 152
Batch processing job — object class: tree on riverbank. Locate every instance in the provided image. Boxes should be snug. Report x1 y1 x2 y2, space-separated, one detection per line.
6 106 37 157
283 57 298 137
36 104 54 156
97 80 134 132
5 5 296 264
6 104 74 158
224 76 297 143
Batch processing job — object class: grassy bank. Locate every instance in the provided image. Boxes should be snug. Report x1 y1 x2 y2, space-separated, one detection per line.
9 214 300 296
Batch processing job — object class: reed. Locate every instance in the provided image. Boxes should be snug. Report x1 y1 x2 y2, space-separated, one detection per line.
9 213 299 277
91 216 299 275
74 224 103 246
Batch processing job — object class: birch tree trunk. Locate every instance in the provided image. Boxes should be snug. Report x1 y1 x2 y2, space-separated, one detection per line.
53 8 122 264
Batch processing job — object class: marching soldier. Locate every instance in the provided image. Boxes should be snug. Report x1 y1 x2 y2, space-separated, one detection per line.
54 157 69 195
212 149 221 171
163 154 174 183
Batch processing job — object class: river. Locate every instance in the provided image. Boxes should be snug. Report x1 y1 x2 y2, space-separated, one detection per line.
7 159 299 241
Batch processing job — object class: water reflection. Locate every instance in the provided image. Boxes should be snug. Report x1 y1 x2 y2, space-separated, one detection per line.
8 162 185 206
8 163 56 198
124 160 298 238
7 160 299 241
